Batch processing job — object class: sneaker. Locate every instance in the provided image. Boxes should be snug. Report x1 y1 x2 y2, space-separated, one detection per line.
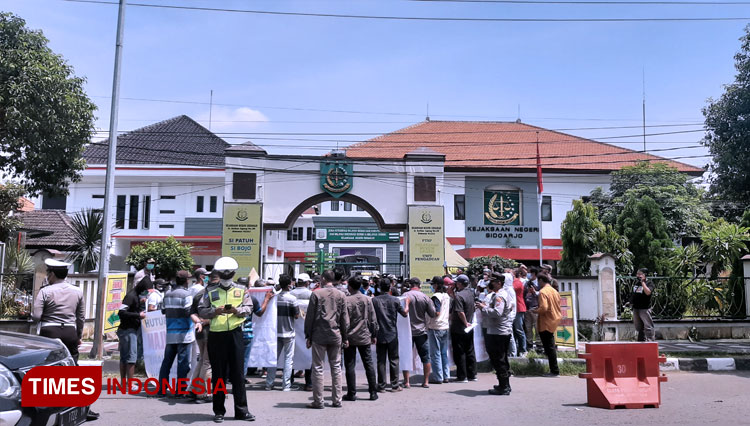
303 385 313 392
86 410 100 421
306 403 324 409
442 379 450 384
390 386 402 392
264 385 274 391
330 402 343 408
469 378 478 382
458 379 469 383
236 413 256 422
213 414 225 423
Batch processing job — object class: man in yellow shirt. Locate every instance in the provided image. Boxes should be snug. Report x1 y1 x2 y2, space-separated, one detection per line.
536 274 561 377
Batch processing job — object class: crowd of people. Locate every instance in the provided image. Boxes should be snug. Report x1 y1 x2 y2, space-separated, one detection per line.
113 256 565 422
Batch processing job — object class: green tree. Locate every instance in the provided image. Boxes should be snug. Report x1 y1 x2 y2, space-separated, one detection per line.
588 162 709 239
0 183 26 242
559 200 633 276
616 196 673 275
702 25 750 220
124 236 193 280
66 209 102 272
466 256 518 277
0 13 96 196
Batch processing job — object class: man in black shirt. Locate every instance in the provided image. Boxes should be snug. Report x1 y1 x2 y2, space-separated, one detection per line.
631 268 655 341
117 277 151 387
450 274 477 383
371 278 409 392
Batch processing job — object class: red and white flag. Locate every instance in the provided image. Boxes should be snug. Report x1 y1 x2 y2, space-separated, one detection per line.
536 140 544 193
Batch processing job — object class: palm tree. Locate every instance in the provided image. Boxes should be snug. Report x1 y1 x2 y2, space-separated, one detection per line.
67 209 103 272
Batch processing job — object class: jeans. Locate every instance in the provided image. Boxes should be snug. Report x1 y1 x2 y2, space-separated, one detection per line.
540 330 559 375
158 343 191 395
243 338 253 375
513 313 527 354
427 329 450 382
633 308 655 341
343 344 377 395
451 330 477 381
266 337 295 390
376 338 400 389
311 342 343 406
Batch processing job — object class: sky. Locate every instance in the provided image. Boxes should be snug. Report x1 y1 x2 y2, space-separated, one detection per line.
3 0 749 168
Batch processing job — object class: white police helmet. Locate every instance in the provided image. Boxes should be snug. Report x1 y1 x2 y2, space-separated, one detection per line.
214 257 239 272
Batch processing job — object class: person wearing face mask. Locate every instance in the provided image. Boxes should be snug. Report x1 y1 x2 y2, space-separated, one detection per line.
134 257 156 286
198 257 256 423
190 268 209 296
188 269 218 404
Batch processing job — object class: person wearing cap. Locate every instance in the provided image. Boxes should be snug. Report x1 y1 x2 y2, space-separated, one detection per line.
450 274 477 383
134 257 156 286
475 274 515 395
32 259 84 361
198 257 256 423
157 270 195 397
191 268 209 295
290 273 312 300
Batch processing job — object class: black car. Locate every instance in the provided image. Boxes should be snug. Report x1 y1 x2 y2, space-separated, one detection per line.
0 331 89 426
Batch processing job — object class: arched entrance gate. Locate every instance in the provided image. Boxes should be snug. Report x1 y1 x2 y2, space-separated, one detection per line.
220 144 448 281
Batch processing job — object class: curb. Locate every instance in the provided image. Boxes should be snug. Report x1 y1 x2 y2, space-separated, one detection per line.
505 356 750 372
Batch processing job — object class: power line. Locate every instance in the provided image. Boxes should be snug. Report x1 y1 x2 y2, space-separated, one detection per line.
411 0 750 5
56 0 750 22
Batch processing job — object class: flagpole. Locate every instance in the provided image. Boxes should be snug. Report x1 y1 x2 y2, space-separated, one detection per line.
536 132 543 267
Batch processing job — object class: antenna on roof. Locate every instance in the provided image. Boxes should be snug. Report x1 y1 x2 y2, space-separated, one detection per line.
642 69 646 153
209 89 214 131
517 104 521 122
426 103 430 122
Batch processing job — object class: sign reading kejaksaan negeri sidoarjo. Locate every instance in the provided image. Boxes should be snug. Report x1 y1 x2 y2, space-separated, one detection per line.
222 203 262 277
408 206 445 281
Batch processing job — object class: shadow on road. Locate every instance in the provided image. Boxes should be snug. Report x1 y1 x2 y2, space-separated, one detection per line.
275 402 313 409
160 413 215 423
447 389 491 397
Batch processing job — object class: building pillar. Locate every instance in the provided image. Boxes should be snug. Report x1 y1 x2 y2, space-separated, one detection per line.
589 253 617 320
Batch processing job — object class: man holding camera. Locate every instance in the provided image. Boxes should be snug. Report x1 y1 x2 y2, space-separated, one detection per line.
632 268 655 342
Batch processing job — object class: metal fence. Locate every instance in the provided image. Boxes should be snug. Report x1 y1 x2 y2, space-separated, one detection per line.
617 275 748 320
0 273 34 320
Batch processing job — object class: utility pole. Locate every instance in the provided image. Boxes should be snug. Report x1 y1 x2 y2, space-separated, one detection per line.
92 0 127 360
209 89 213 130
642 68 646 152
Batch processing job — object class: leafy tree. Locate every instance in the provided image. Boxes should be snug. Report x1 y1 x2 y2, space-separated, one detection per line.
466 256 518 278
559 200 633 276
727 209 750 315
124 236 193 280
588 162 709 239
616 196 673 275
0 13 96 196
66 209 102 272
0 183 26 241
702 25 750 220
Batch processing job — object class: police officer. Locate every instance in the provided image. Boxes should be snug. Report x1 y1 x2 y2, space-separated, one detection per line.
32 258 100 420
198 257 255 423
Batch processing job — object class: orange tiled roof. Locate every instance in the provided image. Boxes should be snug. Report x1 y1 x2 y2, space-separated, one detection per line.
345 121 703 174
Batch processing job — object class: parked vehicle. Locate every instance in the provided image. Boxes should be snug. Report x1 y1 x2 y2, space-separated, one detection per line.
0 331 88 426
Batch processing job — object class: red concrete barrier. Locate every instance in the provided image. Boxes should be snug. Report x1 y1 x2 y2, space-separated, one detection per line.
578 342 668 409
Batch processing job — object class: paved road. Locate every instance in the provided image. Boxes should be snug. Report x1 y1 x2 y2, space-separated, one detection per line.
91 370 750 426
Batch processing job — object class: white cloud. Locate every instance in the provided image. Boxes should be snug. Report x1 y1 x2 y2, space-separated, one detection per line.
196 106 269 133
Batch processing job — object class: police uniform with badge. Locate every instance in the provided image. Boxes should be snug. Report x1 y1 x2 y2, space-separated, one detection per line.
198 257 255 423
32 259 85 361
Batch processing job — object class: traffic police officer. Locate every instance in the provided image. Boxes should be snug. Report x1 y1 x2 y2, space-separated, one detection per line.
32 259 85 361
32 258 101 420
198 256 255 423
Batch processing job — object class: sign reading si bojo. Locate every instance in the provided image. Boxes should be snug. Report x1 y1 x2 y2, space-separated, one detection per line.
321 160 353 198
222 203 262 278
102 273 128 333
484 190 522 226
555 291 578 348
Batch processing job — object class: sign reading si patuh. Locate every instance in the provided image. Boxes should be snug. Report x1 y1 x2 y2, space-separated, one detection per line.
321 160 353 198
222 203 262 277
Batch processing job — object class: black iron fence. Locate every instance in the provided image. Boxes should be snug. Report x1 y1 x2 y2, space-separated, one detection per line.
617 275 748 320
0 273 34 320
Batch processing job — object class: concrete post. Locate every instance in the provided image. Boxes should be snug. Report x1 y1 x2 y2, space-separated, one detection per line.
589 253 617 320
742 255 750 319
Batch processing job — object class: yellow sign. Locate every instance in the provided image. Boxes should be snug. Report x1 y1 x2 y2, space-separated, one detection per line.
555 291 578 348
222 203 263 278
103 273 128 333
408 205 445 281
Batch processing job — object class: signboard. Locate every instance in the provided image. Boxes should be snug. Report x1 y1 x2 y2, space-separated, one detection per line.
408 205 445 281
102 273 128 333
222 203 262 278
315 228 399 242
320 160 353 198
141 311 194 378
556 290 578 348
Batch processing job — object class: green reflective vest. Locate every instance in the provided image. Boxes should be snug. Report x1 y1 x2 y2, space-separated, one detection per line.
208 284 246 332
